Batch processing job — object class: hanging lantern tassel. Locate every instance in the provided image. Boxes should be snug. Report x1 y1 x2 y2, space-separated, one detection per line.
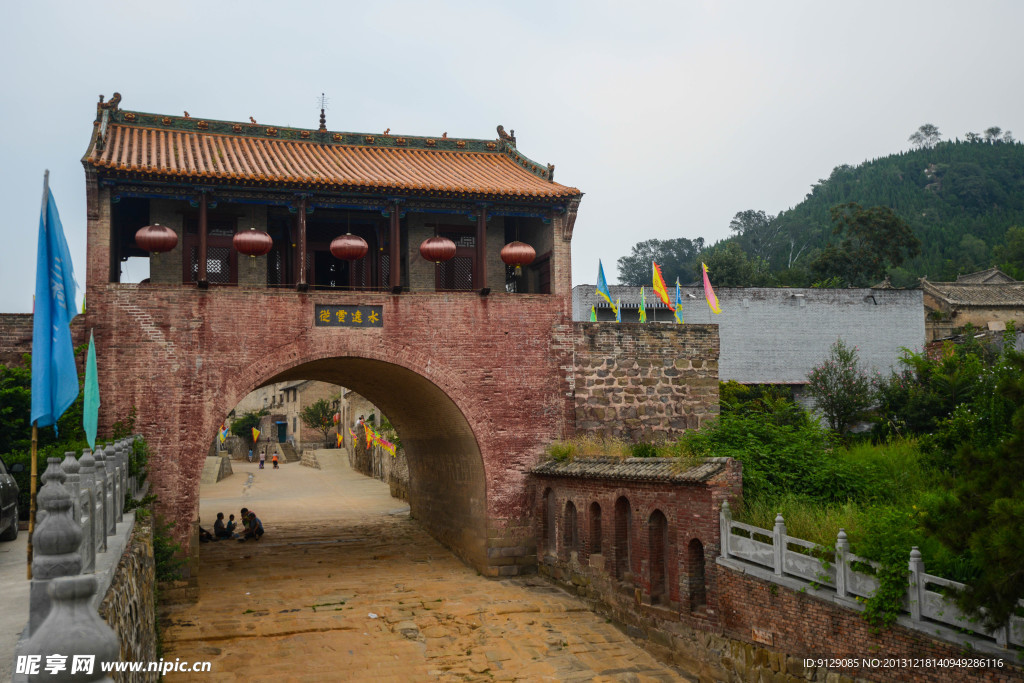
500 241 536 276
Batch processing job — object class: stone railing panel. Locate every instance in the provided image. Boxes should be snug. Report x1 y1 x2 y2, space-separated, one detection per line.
719 503 1021 654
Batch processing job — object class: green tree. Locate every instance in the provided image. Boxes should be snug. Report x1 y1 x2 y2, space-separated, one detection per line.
616 237 704 286
921 350 1024 631
806 339 873 435
701 241 768 286
809 203 921 286
909 123 942 149
993 225 1024 279
728 209 782 265
230 409 267 447
299 399 334 443
0 360 32 455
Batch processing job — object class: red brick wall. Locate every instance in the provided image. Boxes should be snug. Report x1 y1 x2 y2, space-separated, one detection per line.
717 567 1022 682
0 314 33 366
83 281 577 573
0 314 86 366
533 460 742 620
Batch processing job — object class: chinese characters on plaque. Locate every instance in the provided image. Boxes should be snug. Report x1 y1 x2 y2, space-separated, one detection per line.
314 305 383 327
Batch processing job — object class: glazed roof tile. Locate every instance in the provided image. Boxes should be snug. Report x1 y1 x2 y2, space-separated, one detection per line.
531 456 729 484
84 106 580 200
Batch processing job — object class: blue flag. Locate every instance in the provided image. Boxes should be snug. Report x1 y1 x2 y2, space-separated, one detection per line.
596 260 617 315
674 278 685 324
31 177 79 428
84 331 100 449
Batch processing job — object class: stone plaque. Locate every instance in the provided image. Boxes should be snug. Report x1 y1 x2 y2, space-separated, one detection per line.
314 305 383 327
751 627 773 646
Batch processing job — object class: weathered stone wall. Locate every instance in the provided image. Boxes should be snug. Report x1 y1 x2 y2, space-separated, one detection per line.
348 439 410 502
573 323 719 443
98 512 158 683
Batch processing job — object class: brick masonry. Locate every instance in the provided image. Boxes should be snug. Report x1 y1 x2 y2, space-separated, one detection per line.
573 322 720 442
534 465 1022 681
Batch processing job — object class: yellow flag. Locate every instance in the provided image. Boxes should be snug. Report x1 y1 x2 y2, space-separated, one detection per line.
251 427 260 442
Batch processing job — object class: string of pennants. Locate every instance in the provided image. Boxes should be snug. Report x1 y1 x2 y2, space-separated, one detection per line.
349 424 397 456
593 259 720 322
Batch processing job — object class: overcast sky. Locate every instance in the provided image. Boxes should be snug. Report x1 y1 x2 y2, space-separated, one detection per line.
2 0 1022 312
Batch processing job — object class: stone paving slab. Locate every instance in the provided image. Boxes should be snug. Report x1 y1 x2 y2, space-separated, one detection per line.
162 454 693 682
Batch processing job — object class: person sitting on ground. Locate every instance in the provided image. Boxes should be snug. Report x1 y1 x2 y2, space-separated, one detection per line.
198 519 214 543
239 511 264 542
213 512 233 540
240 508 250 532
227 514 237 535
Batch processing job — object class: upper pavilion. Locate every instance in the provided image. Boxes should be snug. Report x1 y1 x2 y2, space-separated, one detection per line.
82 93 582 295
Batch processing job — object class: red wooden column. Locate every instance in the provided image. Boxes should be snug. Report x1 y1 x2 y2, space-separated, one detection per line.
197 192 208 288
389 201 401 292
475 204 487 291
297 196 308 291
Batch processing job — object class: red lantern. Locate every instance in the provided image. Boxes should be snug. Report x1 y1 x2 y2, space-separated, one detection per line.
135 224 178 254
233 229 273 257
331 234 369 260
419 236 456 264
332 412 340 424
500 241 536 275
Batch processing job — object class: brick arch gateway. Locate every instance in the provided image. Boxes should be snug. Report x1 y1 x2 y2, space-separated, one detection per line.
228 352 491 570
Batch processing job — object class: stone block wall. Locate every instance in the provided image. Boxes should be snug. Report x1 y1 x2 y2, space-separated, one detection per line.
573 323 719 443
98 512 158 683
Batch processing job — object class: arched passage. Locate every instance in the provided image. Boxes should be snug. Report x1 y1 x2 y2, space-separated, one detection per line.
215 356 488 570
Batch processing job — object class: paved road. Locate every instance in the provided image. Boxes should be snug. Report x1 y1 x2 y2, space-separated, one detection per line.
163 452 691 682
0 529 29 682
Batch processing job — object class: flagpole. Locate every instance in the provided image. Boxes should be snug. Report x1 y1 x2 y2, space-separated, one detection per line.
28 170 50 579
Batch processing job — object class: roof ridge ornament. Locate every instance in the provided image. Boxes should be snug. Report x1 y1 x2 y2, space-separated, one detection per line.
318 93 328 132
497 125 516 147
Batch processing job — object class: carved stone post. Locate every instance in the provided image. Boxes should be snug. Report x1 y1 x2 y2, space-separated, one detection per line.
109 443 123 523
78 449 97 574
28 458 83 635
60 451 81 525
773 513 786 577
908 546 924 622
835 529 849 600
92 447 108 552
104 444 118 533
719 500 731 560
118 439 129 503
18 575 119 681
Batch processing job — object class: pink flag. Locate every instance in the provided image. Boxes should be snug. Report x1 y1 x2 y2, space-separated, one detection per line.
701 263 721 314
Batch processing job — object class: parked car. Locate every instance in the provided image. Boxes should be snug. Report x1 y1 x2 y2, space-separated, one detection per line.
0 455 22 541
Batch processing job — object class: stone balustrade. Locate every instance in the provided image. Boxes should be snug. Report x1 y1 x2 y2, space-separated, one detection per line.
14 435 155 682
717 500 1024 654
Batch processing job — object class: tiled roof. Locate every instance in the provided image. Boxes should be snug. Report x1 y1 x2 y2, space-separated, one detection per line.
955 268 1019 284
922 280 1024 307
84 107 580 200
531 456 730 484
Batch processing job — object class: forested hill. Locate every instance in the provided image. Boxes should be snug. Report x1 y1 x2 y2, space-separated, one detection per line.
774 139 1024 285
617 137 1024 287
